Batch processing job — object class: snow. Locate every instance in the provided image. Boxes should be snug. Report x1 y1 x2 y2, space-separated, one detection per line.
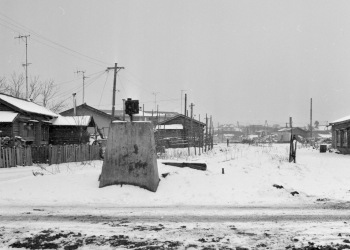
0 111 18 122
1 143 350 207
156 124 183 130
0 93 58 118
51 115 92 126
2 144 350 249
330 115 350 124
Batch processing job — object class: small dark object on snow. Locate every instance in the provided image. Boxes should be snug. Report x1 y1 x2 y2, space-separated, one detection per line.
344 239 350 243
291 191 299 196
32 171 43 176
163 162 207 171
273 184 284 189
162 173 170 178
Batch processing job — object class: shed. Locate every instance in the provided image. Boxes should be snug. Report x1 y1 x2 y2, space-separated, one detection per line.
155 114 206 147
49 115 96 145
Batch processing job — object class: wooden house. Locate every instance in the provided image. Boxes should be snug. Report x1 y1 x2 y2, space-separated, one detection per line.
60 103 119 138
0 93 58 145
49 115 96 145
329 115 350 154
155 114 206 147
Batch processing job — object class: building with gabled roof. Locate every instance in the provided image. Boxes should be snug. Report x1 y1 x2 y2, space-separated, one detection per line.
155 114 206 148
0 93 58 145
329 115 350 154
49 115 96 145
60 103 117 138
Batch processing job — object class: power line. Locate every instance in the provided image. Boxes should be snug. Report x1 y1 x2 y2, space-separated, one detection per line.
98 71 110 108
0 14 110 67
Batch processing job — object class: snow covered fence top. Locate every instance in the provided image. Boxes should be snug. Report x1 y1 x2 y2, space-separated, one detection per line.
0 94 58 118
0 111 19 122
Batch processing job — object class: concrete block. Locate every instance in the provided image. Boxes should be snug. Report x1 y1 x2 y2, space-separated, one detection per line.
99 121 160 192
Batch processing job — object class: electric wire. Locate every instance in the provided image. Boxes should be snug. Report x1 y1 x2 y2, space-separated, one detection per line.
0 14 110 67
98 71 110 108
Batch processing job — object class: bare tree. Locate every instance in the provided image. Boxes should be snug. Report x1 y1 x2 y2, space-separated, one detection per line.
8 72 25 98
0 76 9 92
2 72 68 113
28 76 42 101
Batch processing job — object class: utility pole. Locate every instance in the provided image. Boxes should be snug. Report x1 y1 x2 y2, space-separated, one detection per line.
15 34 30 99
190 103 194 119
180 89 186 114
72 93 77 116
75 70 88 104
184 94 187 116
152 92 160 111
310 98 313 141
107 63 124 121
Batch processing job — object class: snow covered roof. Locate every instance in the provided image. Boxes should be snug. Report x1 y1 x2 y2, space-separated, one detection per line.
330 115 350 125
0 111 19 122
51 116 94 126
0 94 58 117
156 124 183 130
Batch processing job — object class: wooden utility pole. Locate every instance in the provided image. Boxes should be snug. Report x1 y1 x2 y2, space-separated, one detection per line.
107 63 124 121
310 98 313 140
189 103 195 154
205 114 208 152
76 70 88 104
15 34 30 99
181 90 186 115
184 94 188 116
210 115 213 150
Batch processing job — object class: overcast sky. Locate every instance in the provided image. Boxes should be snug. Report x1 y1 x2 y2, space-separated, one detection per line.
1 0 350 127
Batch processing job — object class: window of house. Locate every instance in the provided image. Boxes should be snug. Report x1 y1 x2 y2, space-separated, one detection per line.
343 129 348 147
41 125 49 141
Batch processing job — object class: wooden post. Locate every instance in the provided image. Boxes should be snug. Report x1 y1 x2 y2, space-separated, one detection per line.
205 114 208 152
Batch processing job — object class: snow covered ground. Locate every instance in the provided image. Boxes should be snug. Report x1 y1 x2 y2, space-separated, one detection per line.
1 143 350 249
1 143 350 207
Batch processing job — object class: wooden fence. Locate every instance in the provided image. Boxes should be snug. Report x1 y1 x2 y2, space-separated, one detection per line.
0 144 101 168
0 147 32 168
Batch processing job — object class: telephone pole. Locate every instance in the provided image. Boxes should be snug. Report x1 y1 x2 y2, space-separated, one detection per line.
75 70 88 104
310 98 313 140
152 92 160 111
190 103 195 119
15 34 30 99
180 89 187 114
107 63 124 121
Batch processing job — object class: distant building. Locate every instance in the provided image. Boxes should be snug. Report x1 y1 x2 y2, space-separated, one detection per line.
100 109 179 124
155 114 206 147
276 127 308 142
